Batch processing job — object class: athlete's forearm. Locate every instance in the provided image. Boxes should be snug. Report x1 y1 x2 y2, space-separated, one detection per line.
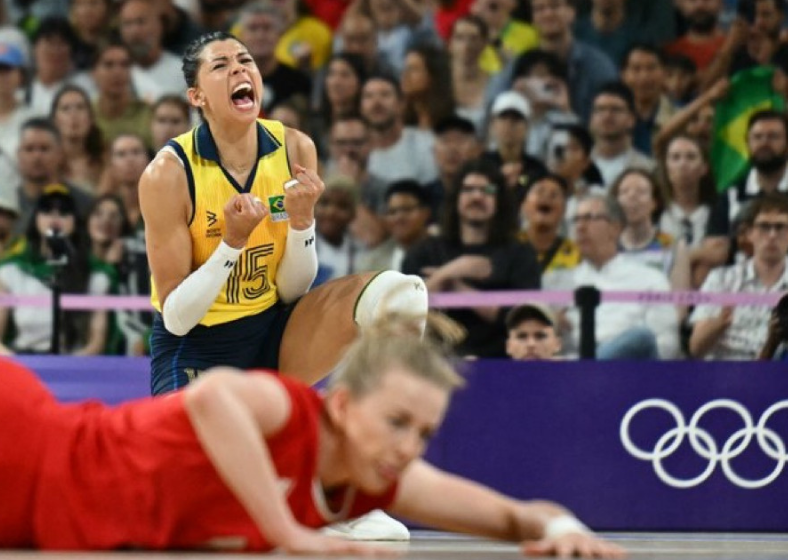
162 241 242 336
184 374 300 545
275 223 317 304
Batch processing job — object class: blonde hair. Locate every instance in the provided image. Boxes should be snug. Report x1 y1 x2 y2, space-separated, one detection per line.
328 314 465 397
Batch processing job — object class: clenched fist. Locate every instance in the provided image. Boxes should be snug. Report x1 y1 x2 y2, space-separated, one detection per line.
284 163 325 230
223 193 269 249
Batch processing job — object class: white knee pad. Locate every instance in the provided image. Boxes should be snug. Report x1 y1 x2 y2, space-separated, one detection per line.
354 271 428 335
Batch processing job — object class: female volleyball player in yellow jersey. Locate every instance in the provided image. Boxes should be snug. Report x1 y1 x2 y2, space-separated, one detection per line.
140 31 432 542
141 31 428 401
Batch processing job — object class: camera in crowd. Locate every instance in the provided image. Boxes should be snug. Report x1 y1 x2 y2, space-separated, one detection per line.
44 229 74 267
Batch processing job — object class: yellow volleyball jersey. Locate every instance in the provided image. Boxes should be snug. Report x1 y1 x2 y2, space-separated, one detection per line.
150 119 292 327
517 233 581 273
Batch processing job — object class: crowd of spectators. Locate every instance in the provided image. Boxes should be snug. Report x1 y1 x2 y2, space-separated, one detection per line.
0 0 786 361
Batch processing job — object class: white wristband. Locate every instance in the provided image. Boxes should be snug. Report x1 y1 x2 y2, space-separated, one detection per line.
544 515 591 540
162 240 243 336
275 223 317 303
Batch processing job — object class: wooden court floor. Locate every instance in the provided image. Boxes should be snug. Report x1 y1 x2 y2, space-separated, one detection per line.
2 531 788 559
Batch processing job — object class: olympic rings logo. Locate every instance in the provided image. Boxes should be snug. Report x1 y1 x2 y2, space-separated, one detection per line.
620 399 788 489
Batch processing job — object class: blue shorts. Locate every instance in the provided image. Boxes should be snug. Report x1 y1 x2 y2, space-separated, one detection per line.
149 302 294 395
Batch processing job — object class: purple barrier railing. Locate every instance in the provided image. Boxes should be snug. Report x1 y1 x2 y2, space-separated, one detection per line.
21 356 788 532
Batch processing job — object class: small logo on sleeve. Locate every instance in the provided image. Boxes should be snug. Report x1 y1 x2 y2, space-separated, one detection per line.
268 195 289 222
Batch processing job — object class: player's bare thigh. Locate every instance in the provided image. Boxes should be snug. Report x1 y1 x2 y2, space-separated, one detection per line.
278 272 378 386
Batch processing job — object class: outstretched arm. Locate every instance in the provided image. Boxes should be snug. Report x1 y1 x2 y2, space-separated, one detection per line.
184 370 387 555
184 370 297 545
390 460 624 558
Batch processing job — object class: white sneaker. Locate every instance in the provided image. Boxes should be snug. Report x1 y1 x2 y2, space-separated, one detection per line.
323 509 410 541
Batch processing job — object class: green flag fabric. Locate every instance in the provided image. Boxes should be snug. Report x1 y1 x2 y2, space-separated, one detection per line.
710 66 785 191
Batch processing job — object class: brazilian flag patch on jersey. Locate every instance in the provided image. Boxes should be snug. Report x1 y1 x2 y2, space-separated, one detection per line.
268 195 289 222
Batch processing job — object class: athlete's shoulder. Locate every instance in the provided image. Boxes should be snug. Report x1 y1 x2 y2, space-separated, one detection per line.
282 126 317 168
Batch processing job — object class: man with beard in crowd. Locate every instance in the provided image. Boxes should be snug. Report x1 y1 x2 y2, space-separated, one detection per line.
665 0 726 73
118 0 184 101
699 109 788 270
402 159 540 358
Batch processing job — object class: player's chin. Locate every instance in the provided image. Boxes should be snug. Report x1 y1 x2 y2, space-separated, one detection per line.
228 103 259 122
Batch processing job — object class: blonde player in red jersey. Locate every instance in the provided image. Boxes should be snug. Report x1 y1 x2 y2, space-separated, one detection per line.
0 321 624 557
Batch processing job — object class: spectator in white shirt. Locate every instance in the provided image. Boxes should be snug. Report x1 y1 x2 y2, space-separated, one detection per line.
0 42 34 196
118 0 184 102
360 73 439 184
689 193 788 360
26 18 77 117
562 193 679 359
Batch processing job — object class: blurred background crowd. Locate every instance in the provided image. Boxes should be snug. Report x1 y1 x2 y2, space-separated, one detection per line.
0 0 786 362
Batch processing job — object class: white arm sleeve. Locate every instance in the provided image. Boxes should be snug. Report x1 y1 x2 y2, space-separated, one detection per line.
275 223 318 304
162 240 242 336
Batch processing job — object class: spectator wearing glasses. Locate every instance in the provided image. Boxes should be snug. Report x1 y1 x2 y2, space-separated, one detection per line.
324 115 389 215
588 82 655 187
403 159 540 358
357 179 432 272
690 193 788 360
700 110 788 271
557 193 679 359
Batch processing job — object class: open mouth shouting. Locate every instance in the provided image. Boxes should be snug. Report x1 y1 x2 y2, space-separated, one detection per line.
231 81 256 112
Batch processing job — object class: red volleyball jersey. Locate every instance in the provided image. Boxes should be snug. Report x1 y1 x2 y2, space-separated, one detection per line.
0 359 398 551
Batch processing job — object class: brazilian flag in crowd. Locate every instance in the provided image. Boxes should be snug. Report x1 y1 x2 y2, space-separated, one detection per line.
711 66 785 191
